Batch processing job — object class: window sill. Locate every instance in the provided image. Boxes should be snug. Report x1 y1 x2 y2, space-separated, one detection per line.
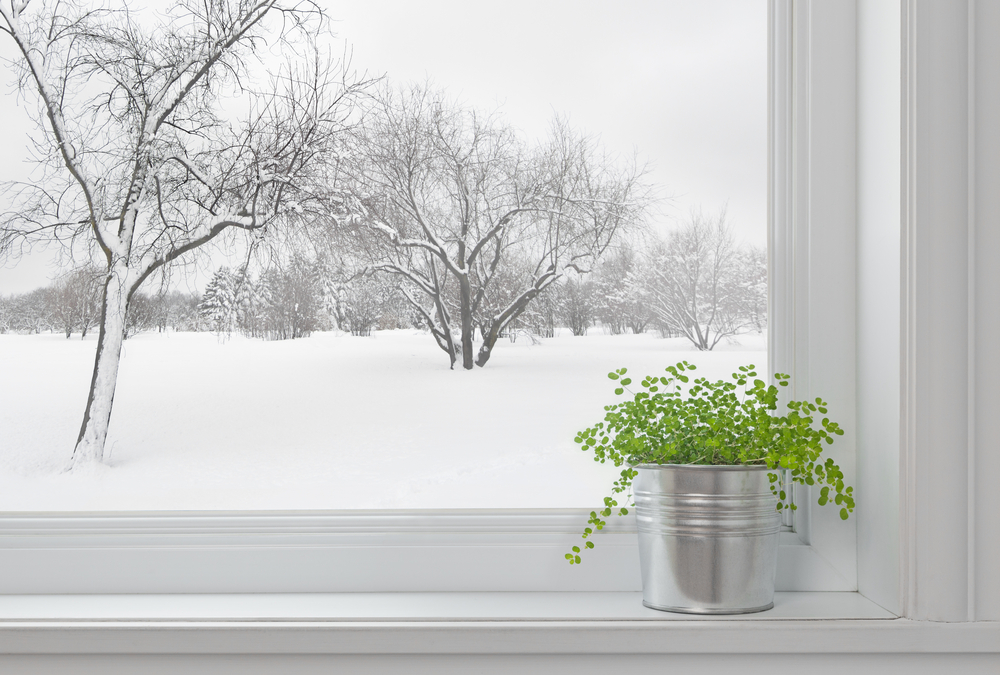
0 590 891 623
0 510 854 593
0 591 995 656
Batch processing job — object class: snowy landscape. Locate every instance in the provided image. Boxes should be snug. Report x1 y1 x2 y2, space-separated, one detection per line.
0 329 765 511
0 1 766 512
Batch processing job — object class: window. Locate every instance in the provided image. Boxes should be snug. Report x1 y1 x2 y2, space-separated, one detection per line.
2 3 999 653
0 0 863 599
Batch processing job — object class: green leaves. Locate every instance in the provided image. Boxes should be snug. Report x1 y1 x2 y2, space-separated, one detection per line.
566 361 856 564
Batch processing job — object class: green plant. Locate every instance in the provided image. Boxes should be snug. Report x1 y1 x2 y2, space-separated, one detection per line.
566 362 854 564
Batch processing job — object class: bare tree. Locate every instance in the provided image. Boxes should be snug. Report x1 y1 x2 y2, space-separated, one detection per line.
259 255 325 340
593 244 652 335
335 272 402 336
149 290 200 333
734 244 767 333
7 286 51 333
49 264 102 338
347 85 649 369
525 284 559 339
645 209 756 351
556 275 595 336
124 291 156 338
0 294 11 333
0 0 365 467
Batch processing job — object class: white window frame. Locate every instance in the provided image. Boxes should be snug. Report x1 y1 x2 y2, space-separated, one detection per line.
2 6 1000 669
0 0 861 598
5 3 998 634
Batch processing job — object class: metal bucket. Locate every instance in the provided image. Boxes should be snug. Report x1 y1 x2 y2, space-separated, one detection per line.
633 464 781 614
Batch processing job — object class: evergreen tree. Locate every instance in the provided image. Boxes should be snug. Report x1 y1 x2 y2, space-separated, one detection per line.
198 267 237 336
232 265 264 338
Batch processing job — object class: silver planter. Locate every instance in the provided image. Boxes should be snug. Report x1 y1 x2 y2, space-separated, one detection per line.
633 464 781 614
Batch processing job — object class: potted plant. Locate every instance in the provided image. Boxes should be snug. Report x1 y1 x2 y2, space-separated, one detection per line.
569 362 854 614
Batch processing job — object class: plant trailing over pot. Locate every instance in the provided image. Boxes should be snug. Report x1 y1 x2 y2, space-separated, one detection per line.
567 362 854 565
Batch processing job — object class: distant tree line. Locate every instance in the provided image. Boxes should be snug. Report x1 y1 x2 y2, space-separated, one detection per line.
198 263 315 340
1 210 765 351
196 258 332 340
0 265 202 338
484 209 766 350
191 256 418 340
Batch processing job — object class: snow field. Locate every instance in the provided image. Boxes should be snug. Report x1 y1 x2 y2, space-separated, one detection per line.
0 329 766 511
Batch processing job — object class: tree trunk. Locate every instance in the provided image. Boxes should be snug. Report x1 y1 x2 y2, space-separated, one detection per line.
475 338 495 367
71 265 130 468
474 314 513 368
459 275 474 370
475 285 547 367
693 323 710 351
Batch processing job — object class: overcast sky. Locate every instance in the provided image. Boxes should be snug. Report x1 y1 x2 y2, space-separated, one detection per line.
0 0 766 294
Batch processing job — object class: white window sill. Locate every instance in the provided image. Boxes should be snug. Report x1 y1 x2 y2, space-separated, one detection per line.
0 591 891 622
0 592 996 656
0 511 855 594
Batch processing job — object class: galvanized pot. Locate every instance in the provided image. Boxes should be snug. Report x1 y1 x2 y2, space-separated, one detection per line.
633 464 781 614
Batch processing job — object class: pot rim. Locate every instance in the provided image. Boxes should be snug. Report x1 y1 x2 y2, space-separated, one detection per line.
632 463 773 471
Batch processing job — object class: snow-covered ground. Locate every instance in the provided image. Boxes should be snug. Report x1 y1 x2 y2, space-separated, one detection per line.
0 329 766 511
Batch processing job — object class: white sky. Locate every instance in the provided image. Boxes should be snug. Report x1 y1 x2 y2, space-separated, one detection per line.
0 0 766 294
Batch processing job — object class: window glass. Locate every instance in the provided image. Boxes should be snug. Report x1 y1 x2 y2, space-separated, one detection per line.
0 0 766 511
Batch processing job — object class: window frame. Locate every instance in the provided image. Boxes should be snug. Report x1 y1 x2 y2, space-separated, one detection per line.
0 0 863 598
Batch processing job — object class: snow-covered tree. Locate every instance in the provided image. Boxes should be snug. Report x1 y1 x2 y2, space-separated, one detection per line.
337 273 401 336
199 267 237 336
515 283 558 339
734 245 768 333
645 209 758 351
49 280 78 339
349 84 649 369
260 257 325 340
148 290 200 333
0 1 366 466
0 294 11 333
231 265 264 338
556 276 595 336
10 287 51 334
124 292 156 338
50 265 102 338
592 246 652 335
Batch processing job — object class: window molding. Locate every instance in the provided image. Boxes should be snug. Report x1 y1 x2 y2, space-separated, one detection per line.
897 0 1000 622
768 0 859 590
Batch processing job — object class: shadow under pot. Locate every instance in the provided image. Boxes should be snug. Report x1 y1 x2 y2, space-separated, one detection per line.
633 464 781 614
